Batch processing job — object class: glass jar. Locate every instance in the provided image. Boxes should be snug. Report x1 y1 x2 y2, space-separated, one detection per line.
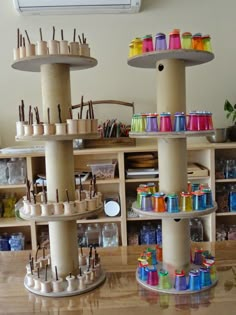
8 233 25 251
190 218 203 242
140 223 156 245
102 223 119 247
85 224 102 247
7 158 26 184
0 159 8 184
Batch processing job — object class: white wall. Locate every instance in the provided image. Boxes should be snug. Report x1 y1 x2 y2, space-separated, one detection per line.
0 0 235 147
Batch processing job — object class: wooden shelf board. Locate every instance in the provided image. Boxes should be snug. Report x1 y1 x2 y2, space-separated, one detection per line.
125 178 159 183
36 216 122 225
0 184 26 189
0 217 31 227
16 133 100 142
215 179 236 183
216 212 236 216
127 49 215 69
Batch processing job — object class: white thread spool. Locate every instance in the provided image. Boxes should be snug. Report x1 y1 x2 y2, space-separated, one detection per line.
59 40 69 54
41 280 52 293
67 119 78 134
36 41 48 55
41 203 54 216
63 201 76 215
66 275 77 292
48 40 59 55
53 202 64 215
55 123 67 135
52 278 64 292
30 203 41 216
77 274 86 290
24 124 33 136
33 123 44 136
43 123 56 135
25 43 36 57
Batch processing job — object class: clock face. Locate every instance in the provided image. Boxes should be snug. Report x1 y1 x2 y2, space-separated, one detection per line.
104 201 120 217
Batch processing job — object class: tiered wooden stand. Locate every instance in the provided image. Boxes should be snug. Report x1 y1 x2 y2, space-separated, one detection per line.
12 55 105 297
128 49 217 294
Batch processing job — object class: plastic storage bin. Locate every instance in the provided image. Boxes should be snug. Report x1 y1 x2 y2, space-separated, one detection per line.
88 160 117 179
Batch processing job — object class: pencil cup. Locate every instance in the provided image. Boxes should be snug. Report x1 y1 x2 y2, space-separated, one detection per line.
25 44 36 57
36 41 48 55
19 46 26 59
70 42 79 55
59 40 69 54
77 119 87 134
48 40 59 55
67 119 78 134
13 48 20 61
79 43 90 57
53 202 64 215
43 123 56 135
33 123 44 136
24 124 33 136
55 123 67 135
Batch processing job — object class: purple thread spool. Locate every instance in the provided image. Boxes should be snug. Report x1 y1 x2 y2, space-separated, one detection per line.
155 33 167 50
200 267 212 287
188 269 201 291
147 267 158 286
142 35 154 53
174 270 187 290
169 29 181 50
193 249 203 265
174 112 187 132
146 114 158 132
140 192 153 211
160 112 172 132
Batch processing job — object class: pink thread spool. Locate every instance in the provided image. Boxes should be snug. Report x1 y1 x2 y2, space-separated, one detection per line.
206 111 214 130
187 111 199 131
147 267 159 286
160 112 172 132
169 29 181 50
142 35 154 53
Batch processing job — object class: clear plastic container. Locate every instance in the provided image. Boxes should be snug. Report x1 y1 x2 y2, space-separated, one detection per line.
8 233 25 251
85 224 102 247
88 160 117 179
7 158 26 184
0 159 8 184
102 223 119 247
190 218 203 242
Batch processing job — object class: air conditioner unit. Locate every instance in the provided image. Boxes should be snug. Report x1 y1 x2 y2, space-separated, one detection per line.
13 0 142 15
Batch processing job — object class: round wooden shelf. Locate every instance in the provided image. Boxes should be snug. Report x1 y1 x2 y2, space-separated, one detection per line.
136 268 217 295
19 205 103 222
24 269 106 297
127 49 215 69
12 55 97 72
15 133 100 142
132 201 217 219
129 130 215 139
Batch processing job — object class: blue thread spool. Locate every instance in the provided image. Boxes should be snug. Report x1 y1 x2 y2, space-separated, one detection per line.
193 249 203 265
200 267 212 287
192 190 206 210
174 112 187 132
174 270 187 291
140 192 153 211
166 193 179 213
188 269 201 291
139 266 148 281
202 188 213 208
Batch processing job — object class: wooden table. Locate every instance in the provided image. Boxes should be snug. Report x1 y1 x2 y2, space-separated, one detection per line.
0 242 236 314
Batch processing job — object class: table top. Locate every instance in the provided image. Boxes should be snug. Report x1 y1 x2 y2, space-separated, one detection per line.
0 242 236 314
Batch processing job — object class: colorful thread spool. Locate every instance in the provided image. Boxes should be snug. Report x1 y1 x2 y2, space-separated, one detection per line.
192 190 206 211
153 192 166 212
155 33 167 50
166 193 179 213
174 270 187 291
147 267 159 286
158 269 171 289
188 269 201 291
146 114 158 132
199 267 212 287
174 112 187 132
182 32 192 49
160 112 172 132
169 29 181 49
142 35 153 53
180 192 192 212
